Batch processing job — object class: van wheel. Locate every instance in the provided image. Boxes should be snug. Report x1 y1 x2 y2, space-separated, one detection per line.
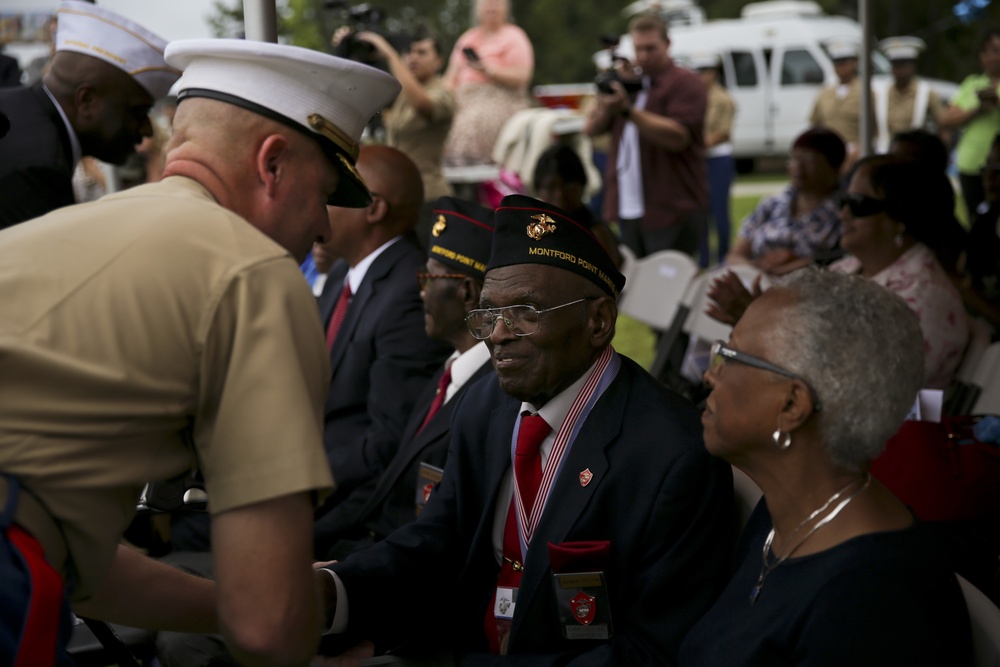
735 158 755 174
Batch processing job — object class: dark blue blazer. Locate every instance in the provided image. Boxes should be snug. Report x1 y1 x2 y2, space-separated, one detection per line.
331 354 735 665
314 356 494 559
317 235 450 507
0 84 75 230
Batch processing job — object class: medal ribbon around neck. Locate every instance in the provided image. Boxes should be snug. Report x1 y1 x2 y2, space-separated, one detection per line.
509 346 620 562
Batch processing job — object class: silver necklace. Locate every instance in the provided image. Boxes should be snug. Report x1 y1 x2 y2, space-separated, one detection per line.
749 473 871 605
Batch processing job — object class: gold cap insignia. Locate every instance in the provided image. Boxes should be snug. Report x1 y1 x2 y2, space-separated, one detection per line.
432 214 447 237
527 213 557 241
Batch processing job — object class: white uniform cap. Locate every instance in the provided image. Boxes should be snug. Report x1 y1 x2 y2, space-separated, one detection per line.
165 39 401 208
55 0 180 100
825 39 860 61
689 52 721 70
878 36 926 62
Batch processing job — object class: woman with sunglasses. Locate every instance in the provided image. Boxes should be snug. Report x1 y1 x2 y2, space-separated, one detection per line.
710 155 968 389
679 269 971 666
831 154 969 389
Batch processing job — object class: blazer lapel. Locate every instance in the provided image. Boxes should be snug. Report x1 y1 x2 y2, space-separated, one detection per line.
511 367 629 639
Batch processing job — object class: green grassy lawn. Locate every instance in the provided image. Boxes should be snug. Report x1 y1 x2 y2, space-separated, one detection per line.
612 186 772 369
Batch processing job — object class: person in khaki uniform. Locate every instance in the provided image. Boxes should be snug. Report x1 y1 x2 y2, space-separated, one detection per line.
0 39 399 666
693 52 736 267
810 40 872 172
874 36 947 153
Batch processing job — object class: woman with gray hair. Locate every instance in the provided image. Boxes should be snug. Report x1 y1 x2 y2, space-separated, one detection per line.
679 269 971 665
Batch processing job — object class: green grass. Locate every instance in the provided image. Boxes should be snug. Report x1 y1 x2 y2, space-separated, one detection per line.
612 185 772 370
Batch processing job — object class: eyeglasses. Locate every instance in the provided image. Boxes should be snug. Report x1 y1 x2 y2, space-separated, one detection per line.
465 297 595 340
709 340 823 411
839 193 887 218
417 272 467 290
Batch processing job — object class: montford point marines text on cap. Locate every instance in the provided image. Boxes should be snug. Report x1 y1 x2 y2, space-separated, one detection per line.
878 36 927 63
488 194 626 297
428 197 495 279
164 39 401 208
56 0 180 100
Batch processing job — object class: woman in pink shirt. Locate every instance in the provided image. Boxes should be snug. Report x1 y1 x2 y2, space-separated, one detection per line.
442 0 534 166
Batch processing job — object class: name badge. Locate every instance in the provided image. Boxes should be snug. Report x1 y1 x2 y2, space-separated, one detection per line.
494 586 518 620
552 571 613 640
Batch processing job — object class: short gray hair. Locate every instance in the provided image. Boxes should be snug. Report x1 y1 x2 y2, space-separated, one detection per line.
765 269 924 471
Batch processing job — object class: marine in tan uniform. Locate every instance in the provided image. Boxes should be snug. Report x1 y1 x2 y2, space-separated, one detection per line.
810 40 873 171
693 52 736 266
875 36 947 152
0 39 399 665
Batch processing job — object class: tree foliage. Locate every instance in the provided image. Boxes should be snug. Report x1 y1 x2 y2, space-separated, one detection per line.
210 0 1000 85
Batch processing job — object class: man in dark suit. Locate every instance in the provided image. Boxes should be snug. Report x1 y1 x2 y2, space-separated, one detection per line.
318 145 451 509
318 194 734 664
315 196 496 560
0 1 179 230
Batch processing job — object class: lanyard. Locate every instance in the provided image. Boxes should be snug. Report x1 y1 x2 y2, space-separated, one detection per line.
509 346 620 560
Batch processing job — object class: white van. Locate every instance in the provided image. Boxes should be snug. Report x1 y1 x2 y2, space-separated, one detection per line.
575 0 958 171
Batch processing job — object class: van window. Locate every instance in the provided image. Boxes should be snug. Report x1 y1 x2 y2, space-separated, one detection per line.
780 49 824 85
731 51 758 87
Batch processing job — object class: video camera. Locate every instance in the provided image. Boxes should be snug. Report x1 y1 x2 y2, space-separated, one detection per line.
326 1 407 68
594 34 643 96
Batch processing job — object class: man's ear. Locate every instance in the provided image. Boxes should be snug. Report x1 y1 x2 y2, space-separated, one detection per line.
255 133 290 199
463 278 483 311
72 84 99 124
365 195 388 224
589 296 617 347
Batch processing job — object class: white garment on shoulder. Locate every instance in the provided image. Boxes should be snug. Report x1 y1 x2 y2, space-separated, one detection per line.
617 81 650 220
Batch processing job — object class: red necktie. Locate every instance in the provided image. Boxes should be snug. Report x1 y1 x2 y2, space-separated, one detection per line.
485 413 551 654
417 365 453 434
325 282 352 351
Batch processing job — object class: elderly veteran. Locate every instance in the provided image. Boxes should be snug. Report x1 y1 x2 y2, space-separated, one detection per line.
0 1 180 229
313 196 497 562
680 269 971 665
0 39 398 665
317 194 734 664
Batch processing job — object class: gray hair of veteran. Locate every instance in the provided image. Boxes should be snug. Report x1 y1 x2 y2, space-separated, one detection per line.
765 269 924 471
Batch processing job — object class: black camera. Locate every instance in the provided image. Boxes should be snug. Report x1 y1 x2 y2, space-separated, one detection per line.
594 35 642 96
327 1 406 69
594 70 644 96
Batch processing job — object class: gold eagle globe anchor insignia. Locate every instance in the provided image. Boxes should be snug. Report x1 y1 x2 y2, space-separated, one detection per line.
431 214 447 237
526 213 557 240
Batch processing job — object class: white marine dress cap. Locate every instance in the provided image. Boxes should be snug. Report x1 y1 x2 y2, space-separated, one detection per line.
825 39 860 61
878 36 927 62
55 0 180 100
165 39 401 208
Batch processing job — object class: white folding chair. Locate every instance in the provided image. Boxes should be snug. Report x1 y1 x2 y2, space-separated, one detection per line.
972 341 1000 415
957 574 1000 667
618 250 700 331
617 244 638 288
682 264 767 346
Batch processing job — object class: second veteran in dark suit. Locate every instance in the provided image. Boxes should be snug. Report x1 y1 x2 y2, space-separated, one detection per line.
319 194 734 665
315 196 496 560
0 1 178 229
318 145 451 507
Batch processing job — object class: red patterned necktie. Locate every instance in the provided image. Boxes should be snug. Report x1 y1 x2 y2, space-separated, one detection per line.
485 413 552 654
324 282 352 351
417 365 453 434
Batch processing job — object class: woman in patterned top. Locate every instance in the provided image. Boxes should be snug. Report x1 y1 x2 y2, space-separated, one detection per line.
725 128 845 275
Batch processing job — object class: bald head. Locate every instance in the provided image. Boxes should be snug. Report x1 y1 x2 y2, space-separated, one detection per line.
44 51 154 164
355 145 424 234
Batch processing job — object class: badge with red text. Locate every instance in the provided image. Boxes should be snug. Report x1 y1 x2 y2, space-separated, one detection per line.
415 462 444 516
552 571 613 640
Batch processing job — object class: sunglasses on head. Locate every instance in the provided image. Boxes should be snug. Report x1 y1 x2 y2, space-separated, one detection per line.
839 193 887 217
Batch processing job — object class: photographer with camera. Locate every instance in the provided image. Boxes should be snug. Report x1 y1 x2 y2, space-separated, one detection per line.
334 22 456 229
584 12 708 259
